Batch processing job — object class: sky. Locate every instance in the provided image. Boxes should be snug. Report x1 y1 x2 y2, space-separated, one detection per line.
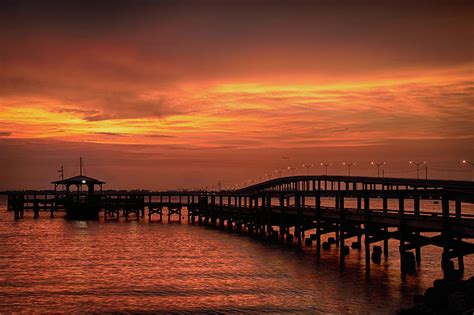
0 0 473 190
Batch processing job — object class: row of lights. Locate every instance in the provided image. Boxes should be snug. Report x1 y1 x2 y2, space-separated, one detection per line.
242 159 474 188
162 160 473 191
217 160 474 191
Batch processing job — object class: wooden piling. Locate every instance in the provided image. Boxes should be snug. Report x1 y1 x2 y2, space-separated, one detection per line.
441 192 450 279
364 193 370 272
414 193 421 266
339 192 346 270
316 192 321 256
399 193 406 277
382 192 389 257
455 199 464 275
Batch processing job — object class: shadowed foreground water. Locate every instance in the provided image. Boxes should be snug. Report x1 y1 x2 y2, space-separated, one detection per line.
0 203 472 313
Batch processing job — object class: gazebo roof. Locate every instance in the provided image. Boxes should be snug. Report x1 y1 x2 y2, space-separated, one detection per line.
51 175 105 185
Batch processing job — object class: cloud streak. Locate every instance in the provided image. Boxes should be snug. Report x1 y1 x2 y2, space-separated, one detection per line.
1 73 472 148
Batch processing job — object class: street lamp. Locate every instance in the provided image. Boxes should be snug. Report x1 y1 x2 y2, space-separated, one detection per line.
287 166 297 176
320 162 332 176
409 161 427 180
302 163 314 175
371 161 386 178
342 162 355 176
462 160 474 181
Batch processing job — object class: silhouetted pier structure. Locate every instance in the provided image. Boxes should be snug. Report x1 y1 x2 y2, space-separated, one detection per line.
3 175 474 279
50 158 106 219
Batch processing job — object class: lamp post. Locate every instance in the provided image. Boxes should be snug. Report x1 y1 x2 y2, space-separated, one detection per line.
371 161 386 178
462 160 473 181
302 164 314 175
342 162 355 176
275 169 284 178
320 162 332 176
409 161 427 180
287 166 297 176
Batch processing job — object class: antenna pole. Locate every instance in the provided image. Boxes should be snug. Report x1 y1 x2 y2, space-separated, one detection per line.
57 166 64 180
80 157 83 176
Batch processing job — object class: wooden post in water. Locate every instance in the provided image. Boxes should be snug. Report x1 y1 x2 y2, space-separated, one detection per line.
50 194 54 218
316 191 321 256
33 195 39 219
248 196 254 235
441 192 450 279
383 191 389 257
13 194 20 220
455 199 464 275
210 195 216 226
414 192 421 266
219 195 224 229
356 194 362 248
266 193 272 236
295 192 302 248
339 192 346 270
364 193 371 272
399 193 406 277
335 194 340 247
279 193 285 240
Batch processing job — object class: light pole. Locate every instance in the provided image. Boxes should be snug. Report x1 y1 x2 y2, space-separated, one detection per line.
462 160 474 180
320 162 332 175
302 164 314 175
275 169 284 178
409 161 427 180
371 161 386 178
287 166 297 176
342 162 355 176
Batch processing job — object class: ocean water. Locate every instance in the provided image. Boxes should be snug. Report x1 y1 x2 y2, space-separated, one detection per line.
0 199 472 314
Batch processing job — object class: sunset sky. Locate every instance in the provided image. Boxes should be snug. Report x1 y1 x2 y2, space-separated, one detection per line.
1 0 473 190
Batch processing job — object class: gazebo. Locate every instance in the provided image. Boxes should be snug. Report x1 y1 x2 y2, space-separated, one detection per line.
52 175 105 194
51 158 105 194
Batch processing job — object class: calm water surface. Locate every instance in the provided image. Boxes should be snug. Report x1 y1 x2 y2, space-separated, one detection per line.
0 199 472 313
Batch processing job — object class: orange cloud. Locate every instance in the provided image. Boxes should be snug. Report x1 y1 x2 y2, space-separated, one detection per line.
1 68 473 148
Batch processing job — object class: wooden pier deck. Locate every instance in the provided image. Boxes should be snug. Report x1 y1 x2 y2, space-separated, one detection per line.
2 175 474 279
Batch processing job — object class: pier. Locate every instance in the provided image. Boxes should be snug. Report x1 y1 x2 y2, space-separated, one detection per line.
3 175 474 279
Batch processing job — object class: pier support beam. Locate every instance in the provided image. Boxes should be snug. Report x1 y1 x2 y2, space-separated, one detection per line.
399 194 407 277
455 200 464 275
295 192 302 248
364 194 371 272
316 192 321 256
383 193 389 257
339 193 346 270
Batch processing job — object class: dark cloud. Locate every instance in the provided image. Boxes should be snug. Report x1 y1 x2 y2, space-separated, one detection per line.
94 132 128 137
1 0 472 122
146 134 175 138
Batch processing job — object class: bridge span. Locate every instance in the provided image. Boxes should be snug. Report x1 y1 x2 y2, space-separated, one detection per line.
3 175 474 279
